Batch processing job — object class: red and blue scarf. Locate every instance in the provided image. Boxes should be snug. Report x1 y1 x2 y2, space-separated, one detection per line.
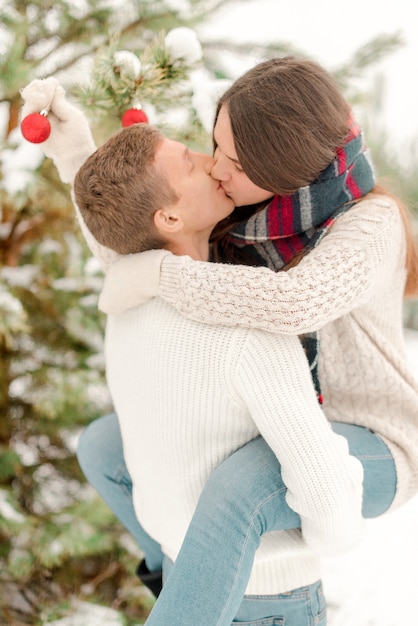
225 117 376 401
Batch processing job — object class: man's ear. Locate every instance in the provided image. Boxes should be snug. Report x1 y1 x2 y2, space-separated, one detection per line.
154 208 183 235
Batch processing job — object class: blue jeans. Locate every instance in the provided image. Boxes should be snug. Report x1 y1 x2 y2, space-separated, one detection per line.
76 413 396 626
230 581 326 625
163 556 326 625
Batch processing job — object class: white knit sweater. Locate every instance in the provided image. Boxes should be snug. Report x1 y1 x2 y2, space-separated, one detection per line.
18 85 363 596
105 299 363 594
156 196 418 509
21 83 414 593
18 86 362 594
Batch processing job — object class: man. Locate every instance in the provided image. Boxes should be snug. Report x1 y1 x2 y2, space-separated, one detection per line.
22 79 363 625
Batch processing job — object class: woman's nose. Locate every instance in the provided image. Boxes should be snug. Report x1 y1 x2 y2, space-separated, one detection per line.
211 156 229 181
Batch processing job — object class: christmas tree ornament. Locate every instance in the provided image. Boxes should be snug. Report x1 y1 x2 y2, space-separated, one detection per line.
21 109 51 143
121 106 148 127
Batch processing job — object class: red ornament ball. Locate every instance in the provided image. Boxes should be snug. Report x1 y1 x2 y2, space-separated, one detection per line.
121 108 149 127
21 112 51 143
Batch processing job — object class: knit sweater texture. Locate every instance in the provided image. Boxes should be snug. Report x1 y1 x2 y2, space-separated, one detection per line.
105 300 363 595
157 196 418 509
18 83 364 595
21 83 414 593
19 86 364 597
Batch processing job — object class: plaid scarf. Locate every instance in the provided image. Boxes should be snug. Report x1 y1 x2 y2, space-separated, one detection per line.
225 118 376 401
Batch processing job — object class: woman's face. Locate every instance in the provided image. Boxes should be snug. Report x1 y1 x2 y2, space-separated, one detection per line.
211 105 273 207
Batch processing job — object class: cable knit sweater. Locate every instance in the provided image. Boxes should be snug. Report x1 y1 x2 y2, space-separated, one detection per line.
156 196 418 509
105 298 363 595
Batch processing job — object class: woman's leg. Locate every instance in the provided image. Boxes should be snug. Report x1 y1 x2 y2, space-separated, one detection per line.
162 557 326 626
144 425 396 626
145 437 299 625
76 418 395 624
232 580 326 625
76 413 164 572
330 422 396 517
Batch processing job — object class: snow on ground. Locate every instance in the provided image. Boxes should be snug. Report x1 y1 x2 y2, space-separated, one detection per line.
322 494 418 626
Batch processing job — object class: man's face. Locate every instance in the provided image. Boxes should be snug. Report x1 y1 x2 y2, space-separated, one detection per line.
154 137 235 234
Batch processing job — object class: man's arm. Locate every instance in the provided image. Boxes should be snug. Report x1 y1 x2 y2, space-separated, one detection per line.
234 330 365 555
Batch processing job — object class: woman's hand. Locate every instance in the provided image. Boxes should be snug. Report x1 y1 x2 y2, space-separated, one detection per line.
21 77 96 184
98 250 172 314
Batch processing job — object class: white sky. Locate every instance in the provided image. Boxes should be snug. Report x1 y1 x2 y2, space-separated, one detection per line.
201 0 418 159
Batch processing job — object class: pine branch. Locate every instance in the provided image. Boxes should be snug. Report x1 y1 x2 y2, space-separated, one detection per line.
202 39 305 61
72 31 199 127
333 32 405 88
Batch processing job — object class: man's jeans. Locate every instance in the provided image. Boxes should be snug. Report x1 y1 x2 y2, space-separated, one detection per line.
77 413 396 626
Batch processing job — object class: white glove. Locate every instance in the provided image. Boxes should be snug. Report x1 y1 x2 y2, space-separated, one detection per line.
98 249 172 314
20 77 96 184
21 77 119 272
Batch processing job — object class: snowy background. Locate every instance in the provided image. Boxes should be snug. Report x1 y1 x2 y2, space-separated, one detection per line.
3 1 418 623
201 0 418 164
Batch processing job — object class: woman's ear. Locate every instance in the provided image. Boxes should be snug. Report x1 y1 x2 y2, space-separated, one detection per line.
154 208 183 235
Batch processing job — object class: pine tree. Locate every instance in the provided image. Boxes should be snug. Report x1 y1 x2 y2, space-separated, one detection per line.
0 1 296 622
0 1 412 623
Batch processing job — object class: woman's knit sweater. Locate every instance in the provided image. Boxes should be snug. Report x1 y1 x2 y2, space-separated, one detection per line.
155 196 418 508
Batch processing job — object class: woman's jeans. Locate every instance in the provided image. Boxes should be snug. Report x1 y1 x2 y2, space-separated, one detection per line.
76 413 396 626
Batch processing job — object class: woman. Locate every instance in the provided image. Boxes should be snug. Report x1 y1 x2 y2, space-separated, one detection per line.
95 57 418 625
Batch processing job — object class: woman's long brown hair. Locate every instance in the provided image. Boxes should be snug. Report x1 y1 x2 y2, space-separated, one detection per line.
210 57 418 296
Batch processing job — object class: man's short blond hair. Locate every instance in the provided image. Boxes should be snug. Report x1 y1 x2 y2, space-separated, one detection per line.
74 124 178 254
